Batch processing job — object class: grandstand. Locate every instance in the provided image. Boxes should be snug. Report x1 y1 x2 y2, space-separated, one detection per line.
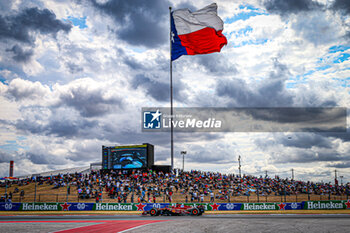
14 162 102 180
17 166 91 179
1 167 349 204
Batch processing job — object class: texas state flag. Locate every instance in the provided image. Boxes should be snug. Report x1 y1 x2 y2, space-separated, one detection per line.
171 3 227 61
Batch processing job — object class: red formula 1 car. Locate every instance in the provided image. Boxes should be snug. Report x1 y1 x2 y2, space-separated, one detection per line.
142 204 205 216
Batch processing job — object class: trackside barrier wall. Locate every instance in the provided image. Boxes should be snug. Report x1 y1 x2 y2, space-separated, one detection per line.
0 200 349 211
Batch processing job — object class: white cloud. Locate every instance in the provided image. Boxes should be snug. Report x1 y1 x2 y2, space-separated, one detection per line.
0 0 349 182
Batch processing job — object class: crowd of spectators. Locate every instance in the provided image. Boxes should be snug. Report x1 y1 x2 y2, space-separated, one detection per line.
1 169 350 203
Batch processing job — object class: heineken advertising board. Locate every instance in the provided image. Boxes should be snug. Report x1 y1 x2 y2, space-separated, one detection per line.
303 200 350 210
94 203 136 211
0 200 349 211
0 202 21 211
241 202 303 210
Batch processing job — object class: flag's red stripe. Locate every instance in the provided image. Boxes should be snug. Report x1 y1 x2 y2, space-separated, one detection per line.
178 27 227 55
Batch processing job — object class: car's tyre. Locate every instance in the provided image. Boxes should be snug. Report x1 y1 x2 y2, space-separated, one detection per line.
191 208 199 216
150 208 158 216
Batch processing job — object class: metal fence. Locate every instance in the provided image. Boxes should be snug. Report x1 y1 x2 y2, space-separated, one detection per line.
4 193 350 203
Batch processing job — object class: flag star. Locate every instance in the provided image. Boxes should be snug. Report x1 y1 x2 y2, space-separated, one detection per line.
151 110 162 122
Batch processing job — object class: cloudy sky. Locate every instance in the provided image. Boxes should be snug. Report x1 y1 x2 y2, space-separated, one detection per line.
0 0 349 183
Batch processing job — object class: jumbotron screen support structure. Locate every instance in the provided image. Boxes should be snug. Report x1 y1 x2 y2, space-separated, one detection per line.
102 143 154 170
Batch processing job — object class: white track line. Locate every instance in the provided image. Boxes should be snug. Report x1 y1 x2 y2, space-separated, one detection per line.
118 222 164 233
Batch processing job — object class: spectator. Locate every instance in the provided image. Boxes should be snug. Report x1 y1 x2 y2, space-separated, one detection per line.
210 192 214 202
4 168 349 204
20 190 25 198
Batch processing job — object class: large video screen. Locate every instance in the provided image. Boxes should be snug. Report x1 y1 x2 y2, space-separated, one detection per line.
102 144 153 170
111 147 147 169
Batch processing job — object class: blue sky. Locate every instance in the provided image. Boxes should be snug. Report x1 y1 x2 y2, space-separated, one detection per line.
0 0 349 182
66 16 88 29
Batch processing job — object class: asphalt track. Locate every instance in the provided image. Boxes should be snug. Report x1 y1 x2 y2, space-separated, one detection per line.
1 214 350 233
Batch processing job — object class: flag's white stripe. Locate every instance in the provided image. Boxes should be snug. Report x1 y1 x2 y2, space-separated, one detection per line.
173 3 224 35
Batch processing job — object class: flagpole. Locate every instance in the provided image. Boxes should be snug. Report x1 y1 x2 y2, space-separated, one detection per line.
169 6 174 171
